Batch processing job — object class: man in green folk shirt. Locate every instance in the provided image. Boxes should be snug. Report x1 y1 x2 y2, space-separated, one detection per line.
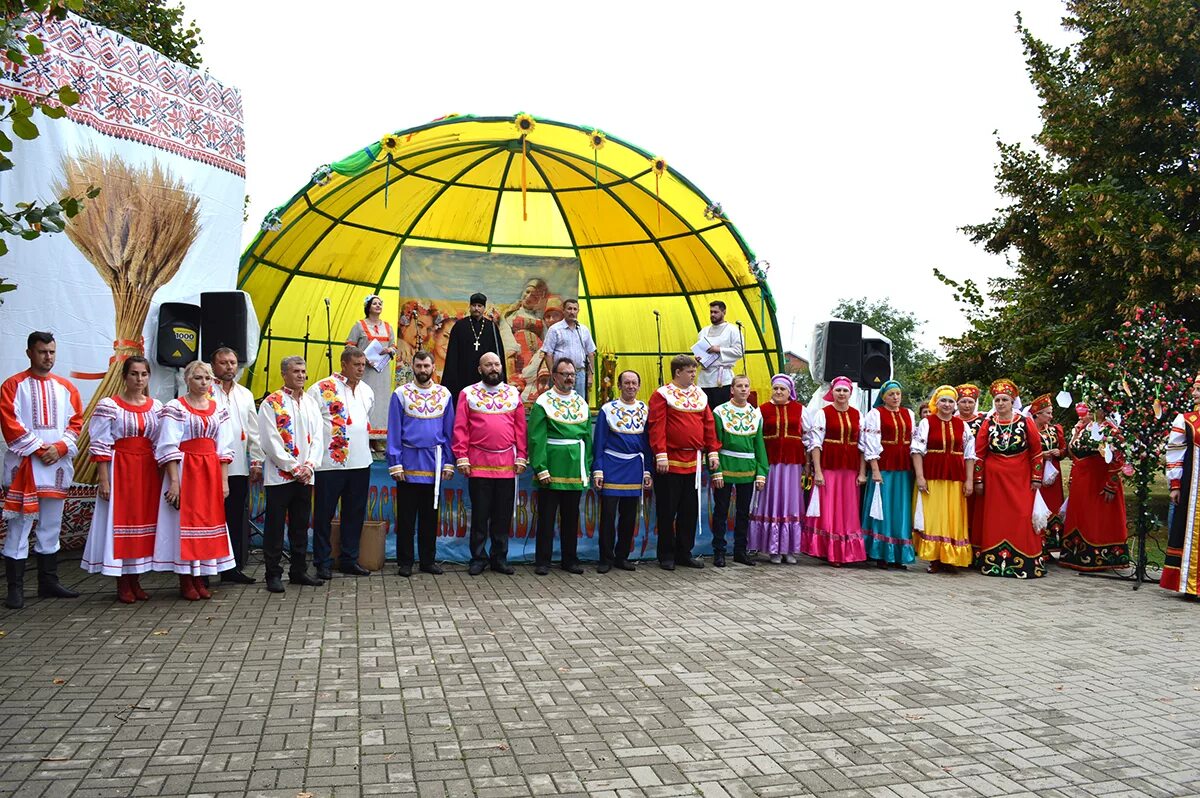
529 358 593 576
710 375 768 567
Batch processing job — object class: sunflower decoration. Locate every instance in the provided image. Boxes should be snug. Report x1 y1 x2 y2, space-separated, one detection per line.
514 113 536 137
587 129 606 150
380 133 402 156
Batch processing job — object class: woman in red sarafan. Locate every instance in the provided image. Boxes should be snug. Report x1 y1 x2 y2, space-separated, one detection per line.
151 360 236 600
804 376 867 567
1058 402 1130 571
1029 393 1067 555
973 378 1046 579
749 374 808 563
81 356 162 603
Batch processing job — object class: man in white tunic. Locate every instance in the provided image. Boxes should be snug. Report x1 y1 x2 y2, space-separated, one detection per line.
309 346 375 578
1 331 83 609
211 347 263 585
258 356 326 593
694 300 743 408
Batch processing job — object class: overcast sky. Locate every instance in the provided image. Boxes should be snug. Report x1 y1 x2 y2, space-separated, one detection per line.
184 0 1076 357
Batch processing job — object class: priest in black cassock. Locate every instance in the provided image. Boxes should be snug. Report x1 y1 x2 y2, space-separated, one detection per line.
442 292 507 400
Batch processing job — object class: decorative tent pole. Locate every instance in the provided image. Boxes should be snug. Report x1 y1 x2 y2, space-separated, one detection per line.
380 133 401 207
515 114 536 221
651 157 668 231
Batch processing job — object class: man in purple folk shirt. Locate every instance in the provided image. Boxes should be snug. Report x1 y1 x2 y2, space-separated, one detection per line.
387 350 455 576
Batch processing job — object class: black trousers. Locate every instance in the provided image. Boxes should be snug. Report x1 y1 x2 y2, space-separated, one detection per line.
396 481 438 568
263 481 312 579
468 477 514 567
312 467 370 569
703 385 731 409
535 488 582 568
654 472 699 563
598 495 638 564
224 475 250 570
711 482 753 555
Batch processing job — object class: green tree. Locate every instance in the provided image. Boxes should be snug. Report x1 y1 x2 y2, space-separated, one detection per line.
0 0 97 281
830 297 939 407
937 2 1200 393
79 0 203 68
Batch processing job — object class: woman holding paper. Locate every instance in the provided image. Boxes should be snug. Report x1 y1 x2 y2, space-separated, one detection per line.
803 376 867 567
859 380 916 569
911 386 975 572
1030 394 1067 554
973 379 1046 579
1058 402 1130 571
347 294 397 437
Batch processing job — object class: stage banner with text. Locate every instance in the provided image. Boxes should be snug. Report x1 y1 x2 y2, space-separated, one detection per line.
396 246 580 404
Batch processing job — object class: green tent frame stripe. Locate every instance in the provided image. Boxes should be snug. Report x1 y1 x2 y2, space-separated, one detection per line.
240 115 783 389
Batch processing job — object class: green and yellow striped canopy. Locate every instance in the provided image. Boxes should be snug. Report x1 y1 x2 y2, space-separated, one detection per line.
238 113 781 401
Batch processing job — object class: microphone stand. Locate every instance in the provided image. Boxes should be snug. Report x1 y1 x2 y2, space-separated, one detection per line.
736 321 745 375
260 326 273 402
653 310 664 387
303 314 311 363
324 301 334 376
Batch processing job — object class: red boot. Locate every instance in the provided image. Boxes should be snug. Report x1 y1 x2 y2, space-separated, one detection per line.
193 576 211 600
178 574 200 601
116 575 136 604
129 574 149 601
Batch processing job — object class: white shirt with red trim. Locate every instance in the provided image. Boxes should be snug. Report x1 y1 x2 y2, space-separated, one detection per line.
211 381 263 478
1 369 84 501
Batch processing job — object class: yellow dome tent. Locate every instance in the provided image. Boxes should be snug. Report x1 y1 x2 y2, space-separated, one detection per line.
238 114 782 402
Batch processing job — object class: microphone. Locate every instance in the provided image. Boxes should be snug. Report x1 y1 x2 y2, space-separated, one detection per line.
735 321 743 328
324 297 331 307
652 310 660 316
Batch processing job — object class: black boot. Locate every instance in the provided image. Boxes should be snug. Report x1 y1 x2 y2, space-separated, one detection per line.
36 552 80 599
4 557 24 609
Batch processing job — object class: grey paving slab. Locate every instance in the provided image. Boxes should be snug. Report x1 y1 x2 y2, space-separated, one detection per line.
0 555 1197 797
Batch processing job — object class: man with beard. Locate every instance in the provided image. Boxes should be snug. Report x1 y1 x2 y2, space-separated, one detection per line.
387 350 455 576
452 352 527 576
528 358 591 576
443 292 506 401
210 347 262 585
695 300 743 408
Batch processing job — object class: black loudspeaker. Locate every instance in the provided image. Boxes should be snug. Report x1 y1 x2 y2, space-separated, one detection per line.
156 302 201 367
822 321 862 382
200 291 248 363
860 339 893 389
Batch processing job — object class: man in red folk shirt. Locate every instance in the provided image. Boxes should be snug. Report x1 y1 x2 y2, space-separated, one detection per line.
649 354 720 571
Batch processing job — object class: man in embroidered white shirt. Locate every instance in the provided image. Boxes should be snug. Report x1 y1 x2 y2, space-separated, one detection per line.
211 347 263 585
695 300 743 408
308 346 375 579
257 356 326 593
1 331 83 609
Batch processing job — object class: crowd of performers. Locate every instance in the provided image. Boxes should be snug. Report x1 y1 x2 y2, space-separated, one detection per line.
3 326 1200 611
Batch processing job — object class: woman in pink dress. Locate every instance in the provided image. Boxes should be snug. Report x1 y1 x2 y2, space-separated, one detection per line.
804 376 868 566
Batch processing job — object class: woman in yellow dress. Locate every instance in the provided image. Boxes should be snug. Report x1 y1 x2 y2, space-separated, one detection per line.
911 386 976 573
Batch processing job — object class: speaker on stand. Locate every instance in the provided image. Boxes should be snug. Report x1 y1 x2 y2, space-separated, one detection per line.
156 302 201 368
200 291 250 363
859 338 893 390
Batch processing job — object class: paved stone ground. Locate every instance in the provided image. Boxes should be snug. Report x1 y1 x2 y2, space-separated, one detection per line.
0 553 1198 798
